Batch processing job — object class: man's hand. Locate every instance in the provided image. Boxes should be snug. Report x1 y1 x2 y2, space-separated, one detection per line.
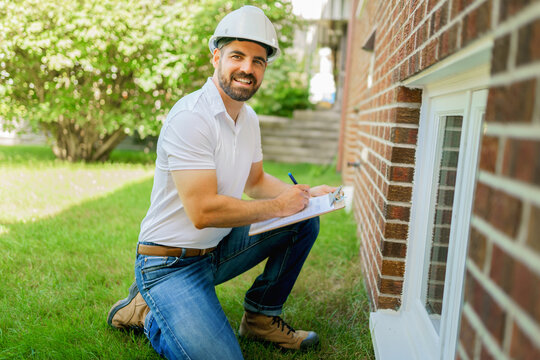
309 185 337 197
274 184 310 217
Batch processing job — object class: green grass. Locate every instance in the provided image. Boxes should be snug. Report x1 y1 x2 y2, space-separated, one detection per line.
0 145 374 360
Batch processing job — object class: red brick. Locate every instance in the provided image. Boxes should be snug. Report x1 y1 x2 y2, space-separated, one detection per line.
491 34 511 74
489 188 523 238
463 268 477 303
382 240 408 257
490 244 515 295
451 0 475 19
485 79 536 123
478 135 499 173
391 127 418 144
408 52 420 76
388 166 415 182
471 275 507 345
385 204 411 221
459 313 478 359
517 19 540 65
400 59 409 81
381 259 406 277
417 21 430 47
462 0 492 46
468 227 487 269
510 322 540 359
396 86 422 103
430 1 449 36
395 107 420 124
427 0 442 13
527 205 540 255
413 3 426 29
473 182 492 219
480 345 496 359
511 260 540 323
391 147 416 164
387 185 413 202
439 22 460 58
378 295 402 310
500 0 535 22
502 138 540 185
380 278 404 295
384 223 409 240
422 38 439 68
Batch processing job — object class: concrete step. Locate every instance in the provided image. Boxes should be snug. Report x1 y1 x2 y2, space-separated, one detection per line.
263 153 335 164
292 109 341 122
260 128 340 140
260 121 341 132
258 111 341 165
262 136 338 150
262 144 337 158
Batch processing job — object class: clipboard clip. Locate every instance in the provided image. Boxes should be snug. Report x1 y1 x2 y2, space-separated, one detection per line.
330 185 344 206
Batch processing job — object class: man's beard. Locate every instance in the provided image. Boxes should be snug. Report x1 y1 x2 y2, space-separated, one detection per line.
217 63 261 102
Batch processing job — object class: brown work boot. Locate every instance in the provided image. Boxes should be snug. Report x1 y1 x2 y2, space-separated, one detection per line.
238 311 319 350
107 282 149 330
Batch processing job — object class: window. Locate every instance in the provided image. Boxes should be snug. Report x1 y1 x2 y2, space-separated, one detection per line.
423 115 464 330
404 75 488 359
370 55 490 360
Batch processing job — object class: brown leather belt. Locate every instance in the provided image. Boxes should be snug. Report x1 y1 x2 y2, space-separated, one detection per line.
137 243 216 257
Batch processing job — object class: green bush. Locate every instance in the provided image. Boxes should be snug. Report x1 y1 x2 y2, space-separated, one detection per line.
0 0 296 161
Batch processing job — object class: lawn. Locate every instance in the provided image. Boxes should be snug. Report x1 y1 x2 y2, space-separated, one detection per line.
0 145 374 360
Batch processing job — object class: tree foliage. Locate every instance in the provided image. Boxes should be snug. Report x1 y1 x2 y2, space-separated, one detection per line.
0 0 296 161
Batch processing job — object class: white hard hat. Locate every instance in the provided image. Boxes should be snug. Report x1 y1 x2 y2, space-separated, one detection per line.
209 5 281 63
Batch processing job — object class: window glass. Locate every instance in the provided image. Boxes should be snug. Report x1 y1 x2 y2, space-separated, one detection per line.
423 115 463 330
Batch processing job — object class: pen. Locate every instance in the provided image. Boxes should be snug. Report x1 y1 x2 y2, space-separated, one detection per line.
288 172 298 184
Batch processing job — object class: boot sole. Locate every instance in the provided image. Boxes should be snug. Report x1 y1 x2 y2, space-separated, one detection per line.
107 282 139 328
238 332 320 352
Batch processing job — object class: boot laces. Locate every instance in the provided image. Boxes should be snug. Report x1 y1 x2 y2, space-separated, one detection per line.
271 316 296 335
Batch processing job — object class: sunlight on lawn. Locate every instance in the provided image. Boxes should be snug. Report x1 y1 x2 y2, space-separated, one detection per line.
0 166 154 223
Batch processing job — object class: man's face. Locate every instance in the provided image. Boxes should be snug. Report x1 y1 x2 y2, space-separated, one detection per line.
215 40 267 102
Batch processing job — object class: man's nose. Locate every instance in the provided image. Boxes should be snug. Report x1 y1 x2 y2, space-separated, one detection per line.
239 60 254 73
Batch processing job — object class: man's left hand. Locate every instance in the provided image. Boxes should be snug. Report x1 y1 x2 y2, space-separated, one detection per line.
309 185 337 197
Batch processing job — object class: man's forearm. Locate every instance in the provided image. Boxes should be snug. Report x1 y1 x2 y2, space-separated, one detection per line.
244 172 291 200
190 194 287 229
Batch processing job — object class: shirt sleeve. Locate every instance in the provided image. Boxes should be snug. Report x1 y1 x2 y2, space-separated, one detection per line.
161 111 216 171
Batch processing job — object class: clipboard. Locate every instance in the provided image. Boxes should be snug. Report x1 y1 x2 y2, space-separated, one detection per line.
248 186 345 236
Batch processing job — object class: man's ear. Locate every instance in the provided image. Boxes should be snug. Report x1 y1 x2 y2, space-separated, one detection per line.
212 48 221 69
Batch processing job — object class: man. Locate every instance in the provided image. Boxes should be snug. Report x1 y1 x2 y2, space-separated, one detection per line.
107 6 337 359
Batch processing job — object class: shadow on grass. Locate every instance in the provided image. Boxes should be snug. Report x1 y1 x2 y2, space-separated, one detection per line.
0 171 373 360
0 177 158 359
0 144 157 166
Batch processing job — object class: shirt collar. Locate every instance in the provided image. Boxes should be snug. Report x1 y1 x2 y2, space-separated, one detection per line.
203 77 247 130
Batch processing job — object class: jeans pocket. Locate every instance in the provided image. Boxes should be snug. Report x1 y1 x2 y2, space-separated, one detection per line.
137 255 179 290
136 254 205 291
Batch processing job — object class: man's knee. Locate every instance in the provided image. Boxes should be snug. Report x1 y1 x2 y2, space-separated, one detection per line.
296 217 320 243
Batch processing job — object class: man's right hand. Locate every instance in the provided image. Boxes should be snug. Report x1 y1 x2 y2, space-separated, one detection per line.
275 185 310 217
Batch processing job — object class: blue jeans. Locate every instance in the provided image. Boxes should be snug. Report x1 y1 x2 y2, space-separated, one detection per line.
134 217 320 360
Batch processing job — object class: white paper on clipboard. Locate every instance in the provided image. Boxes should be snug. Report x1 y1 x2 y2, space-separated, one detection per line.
248 188 344 236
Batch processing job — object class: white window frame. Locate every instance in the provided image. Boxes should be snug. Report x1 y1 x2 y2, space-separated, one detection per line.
370 38 492 360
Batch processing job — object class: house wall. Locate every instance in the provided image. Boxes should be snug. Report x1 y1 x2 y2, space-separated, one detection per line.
340 0 540 358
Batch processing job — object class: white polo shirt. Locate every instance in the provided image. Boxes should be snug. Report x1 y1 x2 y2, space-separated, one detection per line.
138 78 263 248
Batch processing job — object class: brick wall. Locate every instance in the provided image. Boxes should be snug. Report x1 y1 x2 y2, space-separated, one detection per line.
456 3 540 359
340 0 540 357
